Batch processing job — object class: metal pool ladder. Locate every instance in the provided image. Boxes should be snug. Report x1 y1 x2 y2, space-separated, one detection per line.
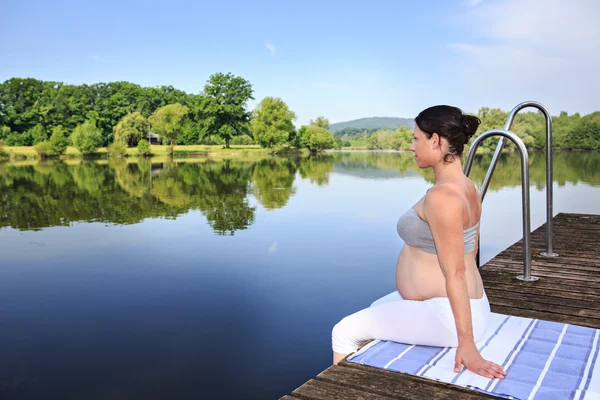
464 101 559 282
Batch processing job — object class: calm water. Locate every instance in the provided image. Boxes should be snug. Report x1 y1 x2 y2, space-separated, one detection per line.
1 151 599 399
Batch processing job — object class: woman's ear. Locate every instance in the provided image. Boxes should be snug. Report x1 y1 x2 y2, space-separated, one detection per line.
431 133 440 149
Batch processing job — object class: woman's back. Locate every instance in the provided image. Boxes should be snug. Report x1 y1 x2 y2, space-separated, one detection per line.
395 177 484 301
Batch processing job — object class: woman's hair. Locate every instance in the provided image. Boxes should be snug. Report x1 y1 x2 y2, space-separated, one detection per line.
414 105 481 163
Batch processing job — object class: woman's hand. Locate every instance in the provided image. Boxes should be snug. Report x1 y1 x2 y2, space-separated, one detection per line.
454 340 507 379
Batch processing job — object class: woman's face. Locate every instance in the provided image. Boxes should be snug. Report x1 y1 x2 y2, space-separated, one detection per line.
410 124 438 168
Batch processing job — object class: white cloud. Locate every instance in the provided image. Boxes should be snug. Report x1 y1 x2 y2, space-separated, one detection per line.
265 42 276 57
450 0 600 114
268 241 277 254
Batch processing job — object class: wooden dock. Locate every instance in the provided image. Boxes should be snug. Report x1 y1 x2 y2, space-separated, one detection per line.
282 212 600 399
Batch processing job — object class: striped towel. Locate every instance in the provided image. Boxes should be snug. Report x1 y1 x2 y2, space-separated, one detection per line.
348 313 600 400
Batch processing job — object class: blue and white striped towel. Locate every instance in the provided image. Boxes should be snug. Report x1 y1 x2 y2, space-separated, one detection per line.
348 313 600 400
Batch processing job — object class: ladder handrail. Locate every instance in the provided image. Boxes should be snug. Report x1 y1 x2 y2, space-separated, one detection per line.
464 129 538 281
479 101 556 257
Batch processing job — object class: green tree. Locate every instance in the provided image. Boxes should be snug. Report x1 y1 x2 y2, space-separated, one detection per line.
107 142 128 158
195 73 253 148
71 120 103 155
250 97 296 148
0 126 10 140
367 134 379 149
0 78 44 133
231 134 254 145
34 141 54 159
28 124 48 145
309 116 330 130
304 126 335 154
149 103 189 156
295 125 309 149
5 131 32 146
113 111 149 146
49 125 69 155
333 137 343 150
137 139 152 157
474 107 508 150
0 141 8 159
565 116 600 149
178 120 200 145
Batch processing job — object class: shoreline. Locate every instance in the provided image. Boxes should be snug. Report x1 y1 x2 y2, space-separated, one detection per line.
1 145 597 162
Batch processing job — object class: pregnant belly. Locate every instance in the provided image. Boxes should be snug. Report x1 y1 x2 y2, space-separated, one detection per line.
395 244 448 300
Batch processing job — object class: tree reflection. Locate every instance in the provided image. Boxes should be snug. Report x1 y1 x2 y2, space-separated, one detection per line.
297 155 335 186
251 158 297 209
0 151 598 233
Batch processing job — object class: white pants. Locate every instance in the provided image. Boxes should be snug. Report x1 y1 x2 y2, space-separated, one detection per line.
332 290 490 355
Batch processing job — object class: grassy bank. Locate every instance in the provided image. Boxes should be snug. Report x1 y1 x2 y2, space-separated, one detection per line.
2 144 281 161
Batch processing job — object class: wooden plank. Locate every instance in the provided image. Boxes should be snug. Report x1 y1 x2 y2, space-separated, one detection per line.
483 281 600 302
494 256 600 270
490 305 600 329
503 237 600 249
484 288 600 312
483 259 600 276
483 264 600 282
292 379 395 400
322 363 497 400
488 295 600 320
480 272 600 295
501 246 600 259
481 265 600 286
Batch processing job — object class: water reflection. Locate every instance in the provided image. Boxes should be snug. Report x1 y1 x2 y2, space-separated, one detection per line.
0 150 599 399
1 151 599 233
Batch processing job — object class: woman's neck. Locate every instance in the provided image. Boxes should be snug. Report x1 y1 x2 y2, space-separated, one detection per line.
433 158 464 185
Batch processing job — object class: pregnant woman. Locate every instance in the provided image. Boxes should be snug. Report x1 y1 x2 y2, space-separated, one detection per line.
332 105 506 380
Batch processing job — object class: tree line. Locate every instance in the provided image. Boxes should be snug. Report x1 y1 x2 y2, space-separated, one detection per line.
2 75 598 156
340 107 600 151
0 75 336 157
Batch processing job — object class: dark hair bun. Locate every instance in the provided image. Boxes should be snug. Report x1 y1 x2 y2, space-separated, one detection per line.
461 114 480 142
415 105 479 162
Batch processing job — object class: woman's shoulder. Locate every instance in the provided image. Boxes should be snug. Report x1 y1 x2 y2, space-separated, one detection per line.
423 184 464 214
425 183 462 201
426 179 480 202
423 181 481 225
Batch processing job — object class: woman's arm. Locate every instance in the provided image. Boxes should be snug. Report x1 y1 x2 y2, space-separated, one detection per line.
424 186 506 379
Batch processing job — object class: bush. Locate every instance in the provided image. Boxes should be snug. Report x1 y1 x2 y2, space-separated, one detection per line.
113 112 149 146
29 124 48 145
201 135 225 145
137 139 152 157
333 137 343 150
34 141 55 159
71 120 103 155
49 126 69 155
0 126 10 141
5 132 32 146
108 142 128 158
231 134 254 145
0 141 9 159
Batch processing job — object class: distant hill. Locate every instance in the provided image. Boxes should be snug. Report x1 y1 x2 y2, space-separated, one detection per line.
330 117 414 133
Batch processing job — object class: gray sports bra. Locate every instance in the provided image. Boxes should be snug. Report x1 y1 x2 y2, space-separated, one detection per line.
397 207 479 255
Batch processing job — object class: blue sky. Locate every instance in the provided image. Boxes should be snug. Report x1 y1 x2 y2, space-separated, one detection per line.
2 0 598 125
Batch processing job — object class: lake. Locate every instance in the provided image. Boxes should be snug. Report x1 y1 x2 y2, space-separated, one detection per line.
1 151 599 399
